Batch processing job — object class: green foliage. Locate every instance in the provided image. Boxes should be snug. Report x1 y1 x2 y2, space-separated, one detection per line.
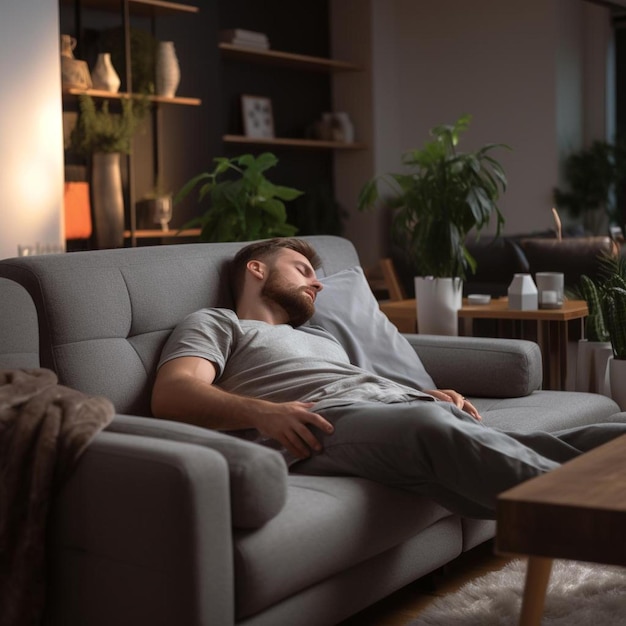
177 153 302 242
577 254 626 358
70 94 148 157
578 274 609 342
358 114 509 280
553 139 626 234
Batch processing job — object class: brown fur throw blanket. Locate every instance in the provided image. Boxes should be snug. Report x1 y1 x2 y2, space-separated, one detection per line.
0 368 114 626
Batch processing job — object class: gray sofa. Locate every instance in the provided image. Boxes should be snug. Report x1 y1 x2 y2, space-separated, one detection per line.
1 235 624 626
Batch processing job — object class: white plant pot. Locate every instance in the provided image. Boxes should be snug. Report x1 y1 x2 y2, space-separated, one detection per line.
575 339 613 394
609 356 626 410
414 276 462 336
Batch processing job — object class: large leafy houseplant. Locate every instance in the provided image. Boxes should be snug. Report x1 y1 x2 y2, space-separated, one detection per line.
553 139 626 236
358 114 509 281
177 153 302 242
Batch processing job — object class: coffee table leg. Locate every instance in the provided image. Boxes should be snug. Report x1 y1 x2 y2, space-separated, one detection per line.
519 556 553 626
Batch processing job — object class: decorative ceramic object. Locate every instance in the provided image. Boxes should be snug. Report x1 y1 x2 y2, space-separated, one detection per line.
155 41 180 98
508 273 538 310
333 112 355 143
136 196 173 231
60 34 92 90
414 276 462 336
91 152 124 248
91 53 121 93
536 272 564 309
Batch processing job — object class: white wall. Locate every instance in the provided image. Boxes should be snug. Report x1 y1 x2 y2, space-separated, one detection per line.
0 1 65 259
332 0 612 269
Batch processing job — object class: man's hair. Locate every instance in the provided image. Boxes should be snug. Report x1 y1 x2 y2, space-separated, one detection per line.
230 238 322 305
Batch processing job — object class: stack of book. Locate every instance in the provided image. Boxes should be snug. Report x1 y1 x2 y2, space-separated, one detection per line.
220 29 270 50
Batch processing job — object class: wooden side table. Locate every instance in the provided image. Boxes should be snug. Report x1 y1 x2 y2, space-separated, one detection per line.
378 298 588 391
496 433 626 625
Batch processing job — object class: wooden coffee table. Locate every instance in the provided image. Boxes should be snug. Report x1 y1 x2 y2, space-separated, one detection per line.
496 433 626 626
378 298 588 390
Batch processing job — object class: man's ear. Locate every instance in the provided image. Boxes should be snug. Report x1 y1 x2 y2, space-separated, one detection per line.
246 260 265 280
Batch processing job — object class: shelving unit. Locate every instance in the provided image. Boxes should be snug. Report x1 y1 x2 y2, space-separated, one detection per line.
222 134 366 150
218 42 363 73
60 0 201 248
218 41 365 151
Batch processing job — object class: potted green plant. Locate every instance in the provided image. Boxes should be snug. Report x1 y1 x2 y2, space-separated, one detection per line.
575 255 626 403
69 94 148 248
176 152 302 242
553 139 626 235
358 114 509 335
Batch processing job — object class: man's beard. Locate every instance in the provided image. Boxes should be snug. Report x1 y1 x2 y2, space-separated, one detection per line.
261 269 315 327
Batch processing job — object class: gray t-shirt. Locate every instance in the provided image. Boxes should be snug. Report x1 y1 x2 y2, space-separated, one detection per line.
158 308 433 411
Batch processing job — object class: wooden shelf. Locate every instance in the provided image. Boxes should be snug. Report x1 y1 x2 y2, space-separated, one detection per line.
218 43 363 73
124 228 201 239
223 134 367 150
60 0 198 16
63 88 201 106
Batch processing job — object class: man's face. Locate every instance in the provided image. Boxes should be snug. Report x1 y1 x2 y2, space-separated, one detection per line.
260 249 322 327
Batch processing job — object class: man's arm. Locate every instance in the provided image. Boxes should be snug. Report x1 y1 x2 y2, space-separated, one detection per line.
152 356 334 459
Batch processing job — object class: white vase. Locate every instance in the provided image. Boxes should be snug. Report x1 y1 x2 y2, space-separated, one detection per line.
155 41 181 98
333 112 355 143
91 53 121 93
609 357 626 410
91 152 124 249
507 273 538 310
593 343 613 396
414 276 462 336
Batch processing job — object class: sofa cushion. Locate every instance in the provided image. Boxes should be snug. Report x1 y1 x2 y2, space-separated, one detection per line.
310 266 436 391
233 475 457 619
106 415 288 529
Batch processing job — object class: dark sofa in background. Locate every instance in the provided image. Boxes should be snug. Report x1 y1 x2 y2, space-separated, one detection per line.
392 233 619 299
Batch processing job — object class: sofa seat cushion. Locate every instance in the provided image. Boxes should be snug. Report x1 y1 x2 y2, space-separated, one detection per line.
233 475 454 620
474 390 622 433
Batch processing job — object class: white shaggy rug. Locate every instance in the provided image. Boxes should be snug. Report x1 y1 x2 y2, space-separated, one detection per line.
412 559 626 625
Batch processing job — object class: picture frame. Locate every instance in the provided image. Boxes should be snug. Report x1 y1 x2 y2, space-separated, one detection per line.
241 95 274 139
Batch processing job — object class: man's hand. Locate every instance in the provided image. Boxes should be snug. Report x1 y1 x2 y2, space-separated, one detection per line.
426 388 482 421
252 401 334 460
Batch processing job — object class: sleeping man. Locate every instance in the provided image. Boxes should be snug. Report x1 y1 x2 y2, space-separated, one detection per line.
151 237 626 519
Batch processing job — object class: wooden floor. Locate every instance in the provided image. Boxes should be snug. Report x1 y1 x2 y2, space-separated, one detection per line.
337 540 513 625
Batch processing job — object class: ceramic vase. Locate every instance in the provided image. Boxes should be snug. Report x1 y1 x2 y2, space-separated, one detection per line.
91 53 121 93
507 273 538 310
155 41 181 98
414 276 462 336
91 152 124 249
60 34 92 90
334 112 355 143
609 357 626 410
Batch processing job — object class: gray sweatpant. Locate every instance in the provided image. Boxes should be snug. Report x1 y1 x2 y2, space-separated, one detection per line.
292 400 626 518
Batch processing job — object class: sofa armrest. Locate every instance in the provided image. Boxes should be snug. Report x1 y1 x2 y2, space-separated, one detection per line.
404 334 542 397
49 431 234 626
107 414 288 529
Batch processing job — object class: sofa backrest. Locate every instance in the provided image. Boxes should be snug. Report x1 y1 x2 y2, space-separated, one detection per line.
0 278 40 369
0 236 359 415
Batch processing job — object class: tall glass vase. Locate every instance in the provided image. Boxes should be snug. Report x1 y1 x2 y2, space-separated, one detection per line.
91 152 124 249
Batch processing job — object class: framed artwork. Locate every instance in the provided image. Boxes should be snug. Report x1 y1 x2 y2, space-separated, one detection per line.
241 95 274 139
